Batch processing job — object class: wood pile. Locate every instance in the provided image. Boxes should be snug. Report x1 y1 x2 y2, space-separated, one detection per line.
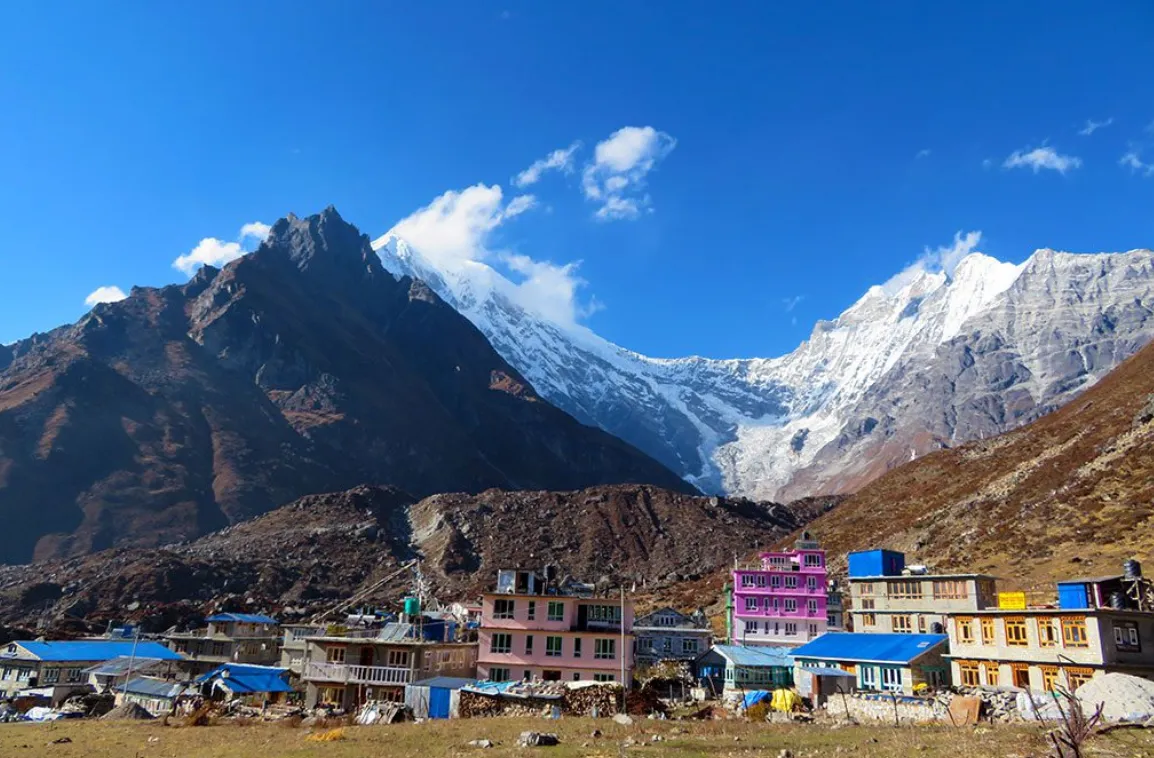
457 682 620 718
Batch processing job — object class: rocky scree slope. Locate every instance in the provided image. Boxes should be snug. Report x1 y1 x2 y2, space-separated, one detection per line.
0 208 691 564
788 338 1154 591
376 235 1154 501
0 484 831 637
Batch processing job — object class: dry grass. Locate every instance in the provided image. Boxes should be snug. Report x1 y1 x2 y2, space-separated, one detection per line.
2 716 1153 758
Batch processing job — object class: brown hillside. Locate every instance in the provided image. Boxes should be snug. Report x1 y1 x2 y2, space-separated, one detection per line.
797 339 1154 593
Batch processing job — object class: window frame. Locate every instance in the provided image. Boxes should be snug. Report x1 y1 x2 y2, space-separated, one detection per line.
489 633 512 655
594 639 616 660
493 599 516 620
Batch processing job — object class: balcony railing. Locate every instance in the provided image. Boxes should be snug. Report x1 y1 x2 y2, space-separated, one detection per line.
303 661 412 686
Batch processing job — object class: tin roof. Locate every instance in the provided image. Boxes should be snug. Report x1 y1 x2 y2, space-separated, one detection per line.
206 613 278 624
196 664 293 694
124 677 188 699
709 644 796 667
791 633 948 664
83 656 170 676
411 676 477 689
4 640 182 663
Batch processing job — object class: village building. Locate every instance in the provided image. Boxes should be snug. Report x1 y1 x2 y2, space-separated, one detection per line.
0 640 184 705
827 581 846 630
945 574 1154 692
792 632 951 695
300 621 477 710
729 532 831 647
84 655 185 693
633 607 712 666
476 568 635 686
163 612 280 676
120 677 189 716
846 549 998 634
279 623 328 676
693 644 795 697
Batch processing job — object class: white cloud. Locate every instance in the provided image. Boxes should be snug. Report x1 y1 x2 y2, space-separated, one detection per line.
84 286 128 307
383 183 597 328
513 142 581 188
981 158 994 170
881 230 983 294
1079 117 1113 136
915 148 931 159
172 221 270 276
1120 150 1154 176
582 126 676 220
782 295 804 312
1002 145 1082 174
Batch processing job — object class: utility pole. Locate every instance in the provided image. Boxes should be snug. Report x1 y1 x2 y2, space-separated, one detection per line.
619 585 626 711
121 627 140 700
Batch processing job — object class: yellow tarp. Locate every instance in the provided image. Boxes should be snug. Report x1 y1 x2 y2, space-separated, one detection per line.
770 688 801 712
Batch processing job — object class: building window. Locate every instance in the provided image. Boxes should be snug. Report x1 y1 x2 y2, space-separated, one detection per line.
747 621 760 635
755 574 767 587
1062 618 1089 648
586 605 622 625
387 650 409 668
545 636 562 657
956 617 975 643
932 580 968 600
43 668 60 683
808 623 818 638
770 575 782 588
1114 623 1141 651
858 582 875 596
807 599 818 615
881 668 902 692
490 633 512 654
1004 618 1028 647
326 646 346 663
1038 618 1059 647
980 617 996 645
807 576 818 592
958 662 980 687
887 580 924 599
984 662 1000 687
744 597 758 612
860 666 878 689
741 575 755 588
861 613 876 628
917 616 927 633
893 615 913 634
572 672 581 681
574 638 582 658
682 638 699 655
527 601 536 621
785 599 797 613
1041 666 1060 692
493 599 515 620
546 601 565 622
859 598 875 610
785 623 798 636
804 554 823 567
594 639 616 660
525 635 534 655
488 667 510 682
593 673 615 682
1065 667 1094 690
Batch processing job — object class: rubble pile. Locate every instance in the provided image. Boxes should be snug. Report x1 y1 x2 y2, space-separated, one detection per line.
936 688 1020 722
457 682 621 718
101 702 155 721
1076 673 1154 723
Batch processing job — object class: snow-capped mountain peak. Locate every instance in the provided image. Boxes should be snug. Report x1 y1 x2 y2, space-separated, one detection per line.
371 233 1154 500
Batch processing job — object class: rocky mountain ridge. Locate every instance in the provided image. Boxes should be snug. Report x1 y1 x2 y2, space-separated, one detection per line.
375 234 1154 500
0 208 690 564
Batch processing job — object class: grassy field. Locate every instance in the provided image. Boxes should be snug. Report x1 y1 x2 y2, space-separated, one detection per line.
2 716 1153 758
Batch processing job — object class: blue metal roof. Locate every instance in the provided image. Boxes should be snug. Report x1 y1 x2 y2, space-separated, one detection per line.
710 644 796 667
197 664 293 694
206 613 278 624
5 640 182 663
791 633 948 664
411 676 477 689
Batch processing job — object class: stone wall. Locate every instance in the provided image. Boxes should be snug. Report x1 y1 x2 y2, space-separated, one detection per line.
824 692 943 724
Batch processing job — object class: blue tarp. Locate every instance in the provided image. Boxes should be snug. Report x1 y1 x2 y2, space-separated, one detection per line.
742 690 770 708
197 664 293 694
206 612 278 624
791 633 947 664
5 640 182 663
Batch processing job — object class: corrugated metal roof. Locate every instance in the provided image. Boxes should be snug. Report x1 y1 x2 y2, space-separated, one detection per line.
410 676 477 689
197 664 293 694
4 641 182 663
83 656 168 676
124 677 188 699
375 622 415 641
798 666 856 678
710 644 795 667
791 633 947 664
206 613 278 624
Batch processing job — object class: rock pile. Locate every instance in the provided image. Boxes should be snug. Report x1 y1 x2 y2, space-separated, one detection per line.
1076 673 1154 722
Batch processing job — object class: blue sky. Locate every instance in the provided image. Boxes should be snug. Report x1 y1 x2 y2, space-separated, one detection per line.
1 1 1152 358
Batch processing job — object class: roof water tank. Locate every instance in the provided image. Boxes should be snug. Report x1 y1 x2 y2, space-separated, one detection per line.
404 597 421 617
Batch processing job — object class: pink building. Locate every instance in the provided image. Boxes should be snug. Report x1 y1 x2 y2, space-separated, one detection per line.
477 569 635 686
730 531 829 647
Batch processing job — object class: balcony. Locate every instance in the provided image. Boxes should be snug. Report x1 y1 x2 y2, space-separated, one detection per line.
303 661 412 686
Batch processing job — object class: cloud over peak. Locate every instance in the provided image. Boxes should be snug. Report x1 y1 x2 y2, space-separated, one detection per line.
1003 145 1082 174
84 286 128 307
881 230 983 295
513 142 581 188
172 221 271 276
582 126 676 220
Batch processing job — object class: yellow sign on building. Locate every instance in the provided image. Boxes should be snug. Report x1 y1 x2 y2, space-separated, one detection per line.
998 592 1027 610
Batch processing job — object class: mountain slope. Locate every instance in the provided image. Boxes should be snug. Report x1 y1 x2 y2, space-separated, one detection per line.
791 337 1154 590
375 234 1154 500
0 484 827 635
0 208 691 564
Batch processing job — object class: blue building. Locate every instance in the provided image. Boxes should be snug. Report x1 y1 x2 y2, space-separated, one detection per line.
693 644 795 696
197 663 294 704
0 640 184 705
791 633 950 696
